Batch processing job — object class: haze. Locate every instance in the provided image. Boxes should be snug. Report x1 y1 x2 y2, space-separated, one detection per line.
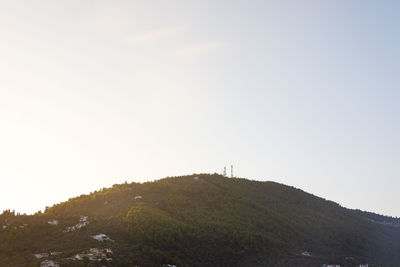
1 1 400 216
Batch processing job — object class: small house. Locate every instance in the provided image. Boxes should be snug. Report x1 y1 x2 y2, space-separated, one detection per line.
92 233 112 242
48 220 59 226
40 260 59 267
301 251 311 256
34 253 49 259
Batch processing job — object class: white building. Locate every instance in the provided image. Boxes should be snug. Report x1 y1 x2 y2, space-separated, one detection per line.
34 253 49 259
40 260 59 267
301 251 311 256
63 216 89 232
48 220 59 226
92 233 112 241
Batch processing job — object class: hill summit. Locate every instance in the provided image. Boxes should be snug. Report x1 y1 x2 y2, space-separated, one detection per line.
1 174 400 266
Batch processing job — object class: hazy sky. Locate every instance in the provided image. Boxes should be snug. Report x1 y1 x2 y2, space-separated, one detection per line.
1 1 400 216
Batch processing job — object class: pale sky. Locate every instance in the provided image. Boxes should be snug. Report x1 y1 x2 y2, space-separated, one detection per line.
1 1 400 216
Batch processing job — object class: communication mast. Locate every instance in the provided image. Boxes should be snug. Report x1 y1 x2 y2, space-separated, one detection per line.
231 165 233 178
223 166 226 177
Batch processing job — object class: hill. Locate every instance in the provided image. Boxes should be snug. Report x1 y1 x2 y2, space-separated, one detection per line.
1 174 399 266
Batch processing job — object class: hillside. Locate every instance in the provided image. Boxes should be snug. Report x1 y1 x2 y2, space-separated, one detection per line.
1 174 400 267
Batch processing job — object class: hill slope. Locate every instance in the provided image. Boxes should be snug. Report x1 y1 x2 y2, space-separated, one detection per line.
1 174 400 266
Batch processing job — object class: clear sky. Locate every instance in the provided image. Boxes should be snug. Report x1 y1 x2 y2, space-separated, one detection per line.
1 1 400 216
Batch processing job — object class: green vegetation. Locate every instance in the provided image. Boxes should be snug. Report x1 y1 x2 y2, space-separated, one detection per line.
1 174 400 266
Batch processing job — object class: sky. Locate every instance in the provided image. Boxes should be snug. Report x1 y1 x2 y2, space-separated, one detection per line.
1 0 400 216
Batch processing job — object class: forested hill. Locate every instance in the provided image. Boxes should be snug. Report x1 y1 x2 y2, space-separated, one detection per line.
1 174 400 267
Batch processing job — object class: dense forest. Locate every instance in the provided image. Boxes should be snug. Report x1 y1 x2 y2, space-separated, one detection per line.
1 174 400 266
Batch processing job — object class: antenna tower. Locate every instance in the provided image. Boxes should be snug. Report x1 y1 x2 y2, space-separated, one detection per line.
223 166 226 177
231 165 233 178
